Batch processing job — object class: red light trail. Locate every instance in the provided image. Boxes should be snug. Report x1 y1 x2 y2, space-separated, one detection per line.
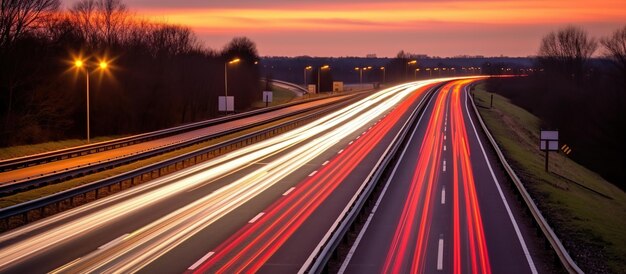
189 84 435 273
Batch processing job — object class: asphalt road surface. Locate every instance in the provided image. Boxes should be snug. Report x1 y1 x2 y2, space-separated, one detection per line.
339 79 543 274
0 80 447 273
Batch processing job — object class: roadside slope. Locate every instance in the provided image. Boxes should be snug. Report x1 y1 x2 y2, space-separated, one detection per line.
473 83 626 273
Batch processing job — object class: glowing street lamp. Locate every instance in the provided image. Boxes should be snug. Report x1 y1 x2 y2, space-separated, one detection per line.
406 60 417 81
426 68 432 77
355 67 369 87
224 58 240 97
304 66 312 86
380 66 386 84
317 65 330 93
414 68 420 79
73 57 110 143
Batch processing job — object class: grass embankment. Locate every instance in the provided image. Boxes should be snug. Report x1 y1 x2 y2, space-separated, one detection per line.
0 112 312 209
0 136 127 160
473 83 626 273
252 83 298 108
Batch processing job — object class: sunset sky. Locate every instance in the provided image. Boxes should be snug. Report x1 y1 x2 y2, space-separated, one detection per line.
64 0 626 57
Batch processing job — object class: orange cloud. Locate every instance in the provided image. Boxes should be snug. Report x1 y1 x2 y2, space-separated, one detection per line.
139 0 625 33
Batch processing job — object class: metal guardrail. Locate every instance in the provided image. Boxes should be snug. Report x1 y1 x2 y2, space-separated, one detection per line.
466 85 583 274
0 96 361 232
0 85 347 173
302 84 439 273
269 79 309 95
0 93 361 194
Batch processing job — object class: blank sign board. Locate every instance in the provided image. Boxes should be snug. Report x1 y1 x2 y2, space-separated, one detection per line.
263 91 273 103
540 130 559 151
218 96 234 112
540 130 558 140
540 140 559 151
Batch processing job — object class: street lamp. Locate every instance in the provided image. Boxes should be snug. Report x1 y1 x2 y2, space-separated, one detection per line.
73 57 110 143
380 66 385 84
406 60 417 81
304 66 312 86
318 65 329 93
426 68 432 77
355 67 369 87
224 58 240 97
414 68 420 80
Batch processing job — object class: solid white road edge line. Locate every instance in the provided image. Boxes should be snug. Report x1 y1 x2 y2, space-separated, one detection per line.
464 86 538 274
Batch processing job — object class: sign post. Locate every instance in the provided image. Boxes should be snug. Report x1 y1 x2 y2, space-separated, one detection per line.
218 96 234 113
262 91 273 108
540 130 559 172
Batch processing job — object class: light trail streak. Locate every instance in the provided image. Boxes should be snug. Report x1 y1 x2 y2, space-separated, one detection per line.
450 80 491 274
381 78 492 273
189 82 436 274
382 82 451 273
0 79 457 272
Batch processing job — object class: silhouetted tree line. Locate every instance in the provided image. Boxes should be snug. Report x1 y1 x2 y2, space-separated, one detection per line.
486 26 626 189
0 0 260 146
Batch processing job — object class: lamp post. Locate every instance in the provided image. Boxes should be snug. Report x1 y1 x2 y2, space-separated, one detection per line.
304 66 312 87
414 68 420 80
380 66 385 84
406 60 416 81
74 58 109 143
355 67 369 88
317 65 329 93
426 68 431 78
224 58 240 97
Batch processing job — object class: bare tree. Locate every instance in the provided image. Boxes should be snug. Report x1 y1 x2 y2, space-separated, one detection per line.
538 26 597 80
0 0 60 50
601 25 626 79
70 0 128 47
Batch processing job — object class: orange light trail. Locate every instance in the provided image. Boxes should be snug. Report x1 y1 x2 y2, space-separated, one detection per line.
450 80 491 273
190 84 435 273
382 78 491 272
382 82 450 273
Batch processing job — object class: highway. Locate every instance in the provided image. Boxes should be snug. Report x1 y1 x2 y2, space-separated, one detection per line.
0 96 348 186
0 80 447 273
339 79 542 273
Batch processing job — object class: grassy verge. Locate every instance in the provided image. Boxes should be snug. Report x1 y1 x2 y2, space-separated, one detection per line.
473 83 626 273
252 83 298 108
0 135 128 160
0 112 313 209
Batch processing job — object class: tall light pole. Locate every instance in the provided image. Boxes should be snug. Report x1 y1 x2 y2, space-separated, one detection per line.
74 58 109 143
380 66 385 84
426 68 431 78
355 67 369 88
406 60 417 81
224 58 240 97
414 68 420 80
317 65 329 93
304 66 312 87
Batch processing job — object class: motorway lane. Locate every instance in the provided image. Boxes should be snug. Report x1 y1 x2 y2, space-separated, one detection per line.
175 82 438 274
0 95 348 184
340 79 540 274
0 80 445 273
